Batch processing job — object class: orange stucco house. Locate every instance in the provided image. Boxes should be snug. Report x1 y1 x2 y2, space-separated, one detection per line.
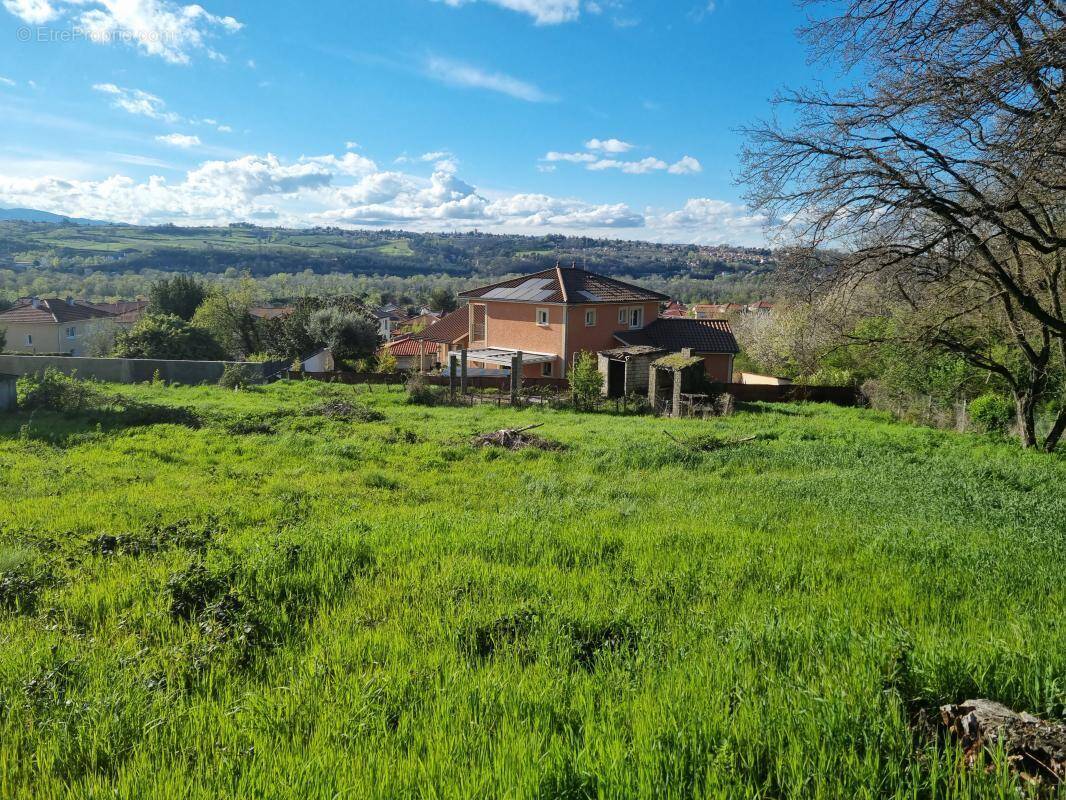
456 266 738 382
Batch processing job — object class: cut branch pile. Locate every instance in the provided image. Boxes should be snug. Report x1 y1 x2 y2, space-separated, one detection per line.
940 699 1066 787
472 424 564 451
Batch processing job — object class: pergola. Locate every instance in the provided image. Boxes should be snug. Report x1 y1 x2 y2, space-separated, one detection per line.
449 348 556 367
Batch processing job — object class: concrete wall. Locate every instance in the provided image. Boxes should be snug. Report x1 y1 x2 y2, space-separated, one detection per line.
0 354 286 385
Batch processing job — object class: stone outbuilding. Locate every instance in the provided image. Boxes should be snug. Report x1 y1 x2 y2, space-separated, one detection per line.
597 345 667 398
649 350 708 417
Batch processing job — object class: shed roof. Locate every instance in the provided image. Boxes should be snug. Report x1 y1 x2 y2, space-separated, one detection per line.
599 345 667 359
653 354 704 370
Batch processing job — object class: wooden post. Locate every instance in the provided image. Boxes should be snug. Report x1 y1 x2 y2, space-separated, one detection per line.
648 365 658 412
672 370 682 418
511 352 523 404
460 349 468 396
449 355 458 400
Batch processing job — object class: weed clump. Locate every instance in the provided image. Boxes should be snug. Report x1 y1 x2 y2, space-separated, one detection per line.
89 518 216 558
406 374 446 406
165 560 232 621
461 609 540 660
564 619 639 670
0 548 47 615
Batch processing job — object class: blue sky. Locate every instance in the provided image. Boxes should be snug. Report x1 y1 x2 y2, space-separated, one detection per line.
0 0 824 245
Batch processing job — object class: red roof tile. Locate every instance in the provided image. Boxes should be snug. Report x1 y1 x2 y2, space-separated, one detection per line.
0 298 116 324
412 307 470 344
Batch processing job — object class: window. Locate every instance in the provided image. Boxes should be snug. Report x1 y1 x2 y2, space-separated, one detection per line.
584 309 597 327
25 334 33 346
536 308 549 326
542 362 553 377
66 326 77 339
618 306 644 329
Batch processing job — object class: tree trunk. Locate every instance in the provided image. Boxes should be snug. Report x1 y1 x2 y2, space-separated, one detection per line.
1014 392 1039 449
1044 407 1066 454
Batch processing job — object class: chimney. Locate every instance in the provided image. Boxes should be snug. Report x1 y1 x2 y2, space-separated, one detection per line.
682 348 693 358
31 297 41 309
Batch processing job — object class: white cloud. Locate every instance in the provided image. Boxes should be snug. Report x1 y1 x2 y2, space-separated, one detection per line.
3 0 242 64
432 0 580 25
216 125 232 133
425 56 553 102
653 198 767 244
543 146 702 176
395 151 452 165
0 148 762 242
588 156 668 174
2 0 57 24
156 133 201 148
545 151 598 163
93 83 178 122
345 141 361 150
585 137 633 154
667 156 702 175
0 76 15 87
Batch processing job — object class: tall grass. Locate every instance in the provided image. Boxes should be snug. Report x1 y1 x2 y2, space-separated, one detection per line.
0 381 1062 798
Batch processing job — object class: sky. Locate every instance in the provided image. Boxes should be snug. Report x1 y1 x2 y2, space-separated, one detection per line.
0 0 827 246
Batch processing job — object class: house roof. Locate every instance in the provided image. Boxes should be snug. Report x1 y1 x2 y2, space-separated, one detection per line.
0 298 116 325
79 300 148 316
412 307 470 344
615 318 739 354
250 306 295 320
383 337 424 356
459 266 668 305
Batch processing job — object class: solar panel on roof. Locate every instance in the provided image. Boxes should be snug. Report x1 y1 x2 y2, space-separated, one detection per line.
530 290 553 301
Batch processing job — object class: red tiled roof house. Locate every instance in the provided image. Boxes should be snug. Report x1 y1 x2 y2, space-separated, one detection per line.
0 298 116 356
457 266 738 382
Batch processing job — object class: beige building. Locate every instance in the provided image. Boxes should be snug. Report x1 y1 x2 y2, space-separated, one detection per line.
0 298 117 356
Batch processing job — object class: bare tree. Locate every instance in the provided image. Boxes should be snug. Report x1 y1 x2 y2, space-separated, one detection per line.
742 0 1065 450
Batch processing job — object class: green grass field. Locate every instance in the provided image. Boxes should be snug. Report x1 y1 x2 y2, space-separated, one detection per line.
1 382 1063 798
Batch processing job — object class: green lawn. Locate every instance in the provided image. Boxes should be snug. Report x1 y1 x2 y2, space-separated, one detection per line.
0 382 1063 799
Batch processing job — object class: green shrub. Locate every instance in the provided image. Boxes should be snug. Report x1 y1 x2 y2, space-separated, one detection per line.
569 351 604 410
17 369 103 412
218 363 261 391
969 392 1014 433
406 374 445 406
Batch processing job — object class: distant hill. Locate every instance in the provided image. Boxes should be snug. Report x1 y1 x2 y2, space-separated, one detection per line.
0 208 109 226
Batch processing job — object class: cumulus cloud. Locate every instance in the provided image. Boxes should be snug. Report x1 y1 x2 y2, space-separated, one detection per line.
0 148 762 242
425 56 553 102
667 156 702 175
585 137 633 154
3 0 242 64
155 133 201 148
432 0 581 25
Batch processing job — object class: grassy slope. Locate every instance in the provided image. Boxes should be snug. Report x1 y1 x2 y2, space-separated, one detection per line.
0 383 1063 799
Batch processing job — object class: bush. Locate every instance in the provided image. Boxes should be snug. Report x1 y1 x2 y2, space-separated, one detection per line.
406 374 445 406
113 313 228 361
569 351 604 410
218 363 261 391
969 392 1014 433
17 369 106 413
